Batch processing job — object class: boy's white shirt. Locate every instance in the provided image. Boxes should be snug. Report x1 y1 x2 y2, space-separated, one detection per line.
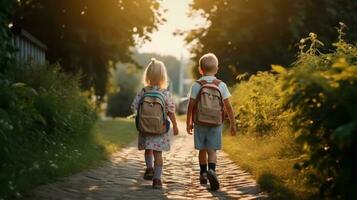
188 75 231 100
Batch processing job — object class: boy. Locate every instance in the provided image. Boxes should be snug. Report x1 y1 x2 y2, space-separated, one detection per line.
186 53 236 191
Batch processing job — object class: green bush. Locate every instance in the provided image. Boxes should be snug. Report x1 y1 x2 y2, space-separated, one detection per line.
106 64 141 117
229 70 305 199
282 27 357 199
0 64 100 199
231 71 290 137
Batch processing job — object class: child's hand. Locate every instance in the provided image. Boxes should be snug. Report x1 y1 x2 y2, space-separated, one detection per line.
230 124 237 136
173 126 179 136
186 123 193 135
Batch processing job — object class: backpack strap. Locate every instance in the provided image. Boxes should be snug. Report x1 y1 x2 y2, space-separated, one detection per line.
196 80 208 86
212 79 222 86
196 79 222 86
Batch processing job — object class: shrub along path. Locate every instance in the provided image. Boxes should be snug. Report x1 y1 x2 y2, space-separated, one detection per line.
27 121 268 200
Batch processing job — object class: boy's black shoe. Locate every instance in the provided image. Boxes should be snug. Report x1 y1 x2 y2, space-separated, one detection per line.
200 172 208 184
207 169 220 191
143 167 154 180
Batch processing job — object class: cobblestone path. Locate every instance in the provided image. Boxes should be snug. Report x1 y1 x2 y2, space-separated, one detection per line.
28 122 268 200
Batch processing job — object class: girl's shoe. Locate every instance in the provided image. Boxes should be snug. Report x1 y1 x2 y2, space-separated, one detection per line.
152 178 163 189
144 168 154 180
207 169 220 191
200 173 208 184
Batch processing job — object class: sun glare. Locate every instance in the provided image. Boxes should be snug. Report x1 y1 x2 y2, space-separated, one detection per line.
137 0 206 59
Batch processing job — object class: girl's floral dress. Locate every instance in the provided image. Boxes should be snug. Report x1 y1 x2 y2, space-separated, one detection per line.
131 86 175 151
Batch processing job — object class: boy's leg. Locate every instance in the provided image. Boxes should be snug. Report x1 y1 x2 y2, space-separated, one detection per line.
199 149 208 184
199 149 208 175
205 126 222 191
207 149 219 190
207 149 217 171
205 126 222 172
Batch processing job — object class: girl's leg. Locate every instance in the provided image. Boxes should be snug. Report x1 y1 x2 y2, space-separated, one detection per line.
145 149 153 169
143 149 154 180
153 150 163 180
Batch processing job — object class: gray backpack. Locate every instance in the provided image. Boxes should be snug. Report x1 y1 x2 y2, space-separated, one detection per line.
193 79 224 126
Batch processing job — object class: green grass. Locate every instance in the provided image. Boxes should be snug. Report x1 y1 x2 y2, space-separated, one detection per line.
4 118 136 199
223 130 317 200
95 118 137 154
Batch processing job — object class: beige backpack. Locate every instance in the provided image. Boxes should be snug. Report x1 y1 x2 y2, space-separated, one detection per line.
194 79 224 126
135 87 170 135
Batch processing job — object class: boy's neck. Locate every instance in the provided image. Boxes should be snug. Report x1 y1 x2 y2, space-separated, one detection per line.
202 73 216 77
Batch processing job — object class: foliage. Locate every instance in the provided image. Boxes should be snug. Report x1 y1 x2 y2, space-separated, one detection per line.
0 64 98 199
106 63 140 117
227 25 357 199
185 0 357 85
230 71 287 136
12 0 164 100
227 64 308 199
282 28 357 199
0 0 14 75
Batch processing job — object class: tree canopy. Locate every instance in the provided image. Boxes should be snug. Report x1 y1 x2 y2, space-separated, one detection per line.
186 0 357 85
12 0 164 100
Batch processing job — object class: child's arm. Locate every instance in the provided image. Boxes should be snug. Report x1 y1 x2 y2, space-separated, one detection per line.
131 90 143 114
223 98 237 136
168 112 179 136
186 98 196 135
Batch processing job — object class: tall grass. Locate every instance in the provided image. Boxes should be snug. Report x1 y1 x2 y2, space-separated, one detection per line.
224 71 313 199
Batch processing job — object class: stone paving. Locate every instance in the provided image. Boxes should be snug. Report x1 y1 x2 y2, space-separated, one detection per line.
27 122 268 200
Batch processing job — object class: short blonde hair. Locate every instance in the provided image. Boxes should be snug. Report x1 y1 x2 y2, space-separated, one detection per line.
199 53 219 73
143 58 168 89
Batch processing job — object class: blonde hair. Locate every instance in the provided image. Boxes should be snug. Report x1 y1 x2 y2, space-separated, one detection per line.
143 58 168 89
199 53 219 73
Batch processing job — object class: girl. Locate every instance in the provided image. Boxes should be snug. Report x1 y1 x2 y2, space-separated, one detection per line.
131 58 179 189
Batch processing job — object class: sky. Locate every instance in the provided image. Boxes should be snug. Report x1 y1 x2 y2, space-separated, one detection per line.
137 0 205 59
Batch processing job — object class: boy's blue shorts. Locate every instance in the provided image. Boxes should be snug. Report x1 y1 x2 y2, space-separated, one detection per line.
194 124 222 150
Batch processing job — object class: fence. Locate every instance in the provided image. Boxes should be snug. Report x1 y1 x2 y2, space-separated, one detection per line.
11 27 47 66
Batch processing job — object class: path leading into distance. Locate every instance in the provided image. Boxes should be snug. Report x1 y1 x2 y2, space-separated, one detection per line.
27 121 268 200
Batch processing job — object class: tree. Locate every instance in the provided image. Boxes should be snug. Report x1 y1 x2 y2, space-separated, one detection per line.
106 63 140 117
0 0 14 75
12 0 164 100
185 0 357 85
